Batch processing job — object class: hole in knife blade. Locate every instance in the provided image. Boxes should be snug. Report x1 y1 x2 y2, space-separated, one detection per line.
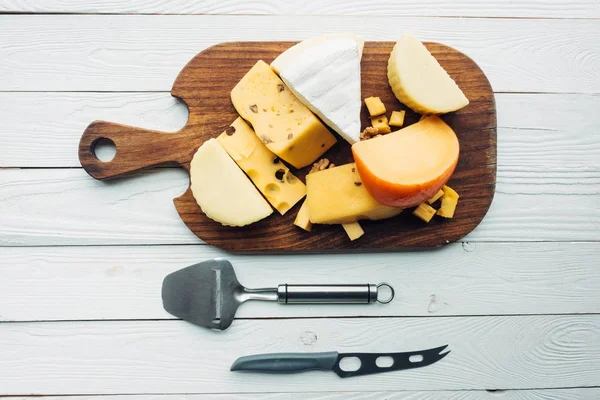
375 356 394 368
339 356 361 372
409 354 424 363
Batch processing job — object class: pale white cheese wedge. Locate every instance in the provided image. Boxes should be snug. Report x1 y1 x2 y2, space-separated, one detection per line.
271 34 363 144
388 33 469 114
190 139 273 227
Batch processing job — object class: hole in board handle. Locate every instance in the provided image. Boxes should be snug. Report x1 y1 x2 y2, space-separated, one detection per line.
91 138 116 162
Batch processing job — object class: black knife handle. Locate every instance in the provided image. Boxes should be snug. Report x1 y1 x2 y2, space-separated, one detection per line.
230 351 339 373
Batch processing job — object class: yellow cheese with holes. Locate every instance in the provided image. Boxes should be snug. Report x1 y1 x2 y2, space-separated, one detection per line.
293 200 312 231
437 185 459 218
231 60 337 168
306 163 402 224
342 222 364 241
217 117 305 215
388 33 469 114
370 115 391 134
190 139 273 227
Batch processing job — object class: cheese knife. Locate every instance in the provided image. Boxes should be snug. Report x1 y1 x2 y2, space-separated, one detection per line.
231 345 450 378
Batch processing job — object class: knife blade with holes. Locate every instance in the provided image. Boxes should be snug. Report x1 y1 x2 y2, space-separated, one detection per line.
230 345 450 378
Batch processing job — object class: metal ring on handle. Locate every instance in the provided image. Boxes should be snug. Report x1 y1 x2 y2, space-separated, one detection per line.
376 283 395 304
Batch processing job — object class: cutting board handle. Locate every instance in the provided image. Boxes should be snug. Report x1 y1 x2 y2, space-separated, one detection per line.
79 120 190 180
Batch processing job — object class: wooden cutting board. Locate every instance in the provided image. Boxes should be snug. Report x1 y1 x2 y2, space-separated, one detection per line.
78 41 496 252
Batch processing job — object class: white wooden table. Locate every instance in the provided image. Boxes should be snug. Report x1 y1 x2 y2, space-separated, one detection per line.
1 1 599 398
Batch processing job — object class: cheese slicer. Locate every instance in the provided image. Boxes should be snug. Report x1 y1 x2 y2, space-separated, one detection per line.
161 258 394 330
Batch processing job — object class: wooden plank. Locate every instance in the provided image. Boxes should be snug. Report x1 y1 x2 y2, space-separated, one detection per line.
0 15 598 93
1 0 598 18
0 167 598 246
0 242 598 322
2 92 598 169
6 388 600 399
0 316 598 394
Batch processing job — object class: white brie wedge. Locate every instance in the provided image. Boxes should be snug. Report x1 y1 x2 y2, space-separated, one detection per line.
271 34 364 144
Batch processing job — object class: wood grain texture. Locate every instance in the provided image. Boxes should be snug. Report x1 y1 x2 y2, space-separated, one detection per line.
2 93 598 168
1 166 598 246
1 16 598 93
1 316 598 394
7 389 600 400
0 242 598 322
2 0 598 18
77 41 496 251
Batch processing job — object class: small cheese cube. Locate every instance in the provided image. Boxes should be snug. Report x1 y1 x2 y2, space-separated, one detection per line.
293 200 312 232
306 163 402 224
364 97 386 116
370 115 391 134
217 117 305 215
412 203 437 223
342 222 364 241
231 60 337 169
427 189 444 205
389 110 406 127
437 185 459 218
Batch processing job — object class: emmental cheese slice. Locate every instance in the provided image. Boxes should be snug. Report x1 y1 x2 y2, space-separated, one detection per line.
387 33 469 114
271 35 363 144
190 139 273 227
231 60 337 169
306 163 402 224
217 117 306 215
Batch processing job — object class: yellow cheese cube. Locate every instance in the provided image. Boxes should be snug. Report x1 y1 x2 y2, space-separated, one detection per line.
293 200 312 232
217 117 306 215
427 189 444 205
231 60 337 169
342 222 364 241
364 96 386 117
370 115 391 134
389 110 406 127
412 203 437 223
306 163 402 224
437 185 459 218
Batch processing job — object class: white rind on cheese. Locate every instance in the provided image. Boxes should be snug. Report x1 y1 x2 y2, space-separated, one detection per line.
190 139 273 227
271 35 363 144
387 33 469 114
271 33 364 75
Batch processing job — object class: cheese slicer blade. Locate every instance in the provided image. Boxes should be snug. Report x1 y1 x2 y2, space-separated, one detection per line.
161 258 395 331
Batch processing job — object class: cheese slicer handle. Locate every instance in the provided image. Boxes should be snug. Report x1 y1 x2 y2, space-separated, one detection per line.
78 120 193 180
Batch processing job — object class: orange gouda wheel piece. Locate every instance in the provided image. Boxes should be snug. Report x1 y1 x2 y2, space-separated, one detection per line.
352 116 459 208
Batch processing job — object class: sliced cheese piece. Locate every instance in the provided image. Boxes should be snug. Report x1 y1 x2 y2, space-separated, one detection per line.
388 33 469 114
371 115 391 134
427 189 444 204
364 96 386 117
412 203 437 223
293 200 312 232
342 222 364 241
231 60 337 169
190 138 272 227
306 163 402 224
271 35 363 144
389 110 406 127
217 117 305 215
437 185 459 218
